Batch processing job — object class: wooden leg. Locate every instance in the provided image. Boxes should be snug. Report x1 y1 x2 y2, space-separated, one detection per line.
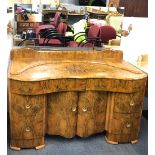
10 145 21 151
35 144 45 150
105 136 118 145
131 139 138 144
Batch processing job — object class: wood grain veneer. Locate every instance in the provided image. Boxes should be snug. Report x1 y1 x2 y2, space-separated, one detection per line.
8 48 147 149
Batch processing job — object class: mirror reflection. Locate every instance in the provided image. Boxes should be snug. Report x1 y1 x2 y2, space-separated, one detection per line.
13 4 124 48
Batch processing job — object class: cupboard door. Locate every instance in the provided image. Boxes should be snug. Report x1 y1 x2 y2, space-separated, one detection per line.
47 92 78 138
10 94 46 140
77 91 107 137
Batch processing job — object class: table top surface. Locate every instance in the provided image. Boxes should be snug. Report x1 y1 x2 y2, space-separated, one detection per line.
8 48 147 82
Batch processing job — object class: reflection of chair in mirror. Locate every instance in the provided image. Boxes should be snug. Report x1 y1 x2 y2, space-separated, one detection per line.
68 24 101 48
35 12 62 37
100 25 117 44
39 22 67 46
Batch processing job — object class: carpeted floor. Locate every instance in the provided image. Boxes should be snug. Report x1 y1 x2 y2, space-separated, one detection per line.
8 117 148 155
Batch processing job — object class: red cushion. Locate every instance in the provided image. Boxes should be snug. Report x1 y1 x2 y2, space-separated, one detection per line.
53 12 62 27
88 25 100 38
68 41 79 47
57 22 67 34
47 39 63 45
35 25 55 36
39 38 46 45
82 42 94 48
100 26 116 44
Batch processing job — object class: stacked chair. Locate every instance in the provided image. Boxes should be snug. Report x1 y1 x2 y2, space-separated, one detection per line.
35 12 62 38
38 22 68 46
67 24 101 48
99 25 117 44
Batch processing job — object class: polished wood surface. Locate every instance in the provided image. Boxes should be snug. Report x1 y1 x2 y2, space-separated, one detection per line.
8 48 147 149
8 48 146 81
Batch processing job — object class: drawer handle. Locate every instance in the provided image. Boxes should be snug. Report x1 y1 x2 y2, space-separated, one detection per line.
25 127 31 132
126 123 131 128
72 107 77 112
82 107 87 112
25 104 31 109
130 101 135 106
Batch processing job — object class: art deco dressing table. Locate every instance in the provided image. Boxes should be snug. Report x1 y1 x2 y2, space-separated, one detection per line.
8 48 147 150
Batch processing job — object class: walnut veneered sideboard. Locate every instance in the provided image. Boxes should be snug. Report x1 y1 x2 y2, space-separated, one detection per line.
8 48 147 150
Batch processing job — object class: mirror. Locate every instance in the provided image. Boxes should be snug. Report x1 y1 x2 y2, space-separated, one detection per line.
61 5 124 46
13 4 125 48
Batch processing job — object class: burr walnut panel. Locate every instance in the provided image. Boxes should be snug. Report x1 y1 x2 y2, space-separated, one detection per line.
107 112 141 135
8 78 146 95
77 91 107 137
113 91 144 114
10 94 45 117
9 94 46 148
47 92 78 138
105 112 141 143
8 48 147 149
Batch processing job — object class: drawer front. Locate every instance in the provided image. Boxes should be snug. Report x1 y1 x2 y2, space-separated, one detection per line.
77 91 107 137
113 91 144 114
109 112 141 135
11 118 44 140
10 94 45 118
9 94 46 140
47 92 78 138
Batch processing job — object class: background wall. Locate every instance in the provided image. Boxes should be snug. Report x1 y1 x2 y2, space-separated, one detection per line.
121 17 149 62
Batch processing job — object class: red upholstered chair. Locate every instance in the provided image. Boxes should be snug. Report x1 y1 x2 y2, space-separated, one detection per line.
39 22 67 46
35 12 62 37
68 24 101 48
99 25 117 44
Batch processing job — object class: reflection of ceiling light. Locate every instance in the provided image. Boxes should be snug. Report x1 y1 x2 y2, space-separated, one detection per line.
32 72 47 79
95 72 106 76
